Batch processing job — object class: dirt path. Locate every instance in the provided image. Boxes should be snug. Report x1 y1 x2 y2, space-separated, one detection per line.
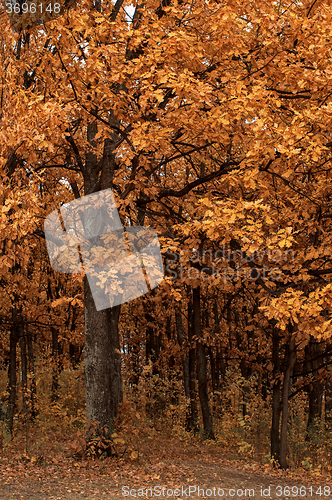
0 440 330 500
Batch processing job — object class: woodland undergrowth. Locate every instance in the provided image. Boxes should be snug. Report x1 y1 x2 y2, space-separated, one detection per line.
0 364 331 474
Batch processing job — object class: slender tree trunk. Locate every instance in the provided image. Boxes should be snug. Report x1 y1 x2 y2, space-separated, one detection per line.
48 279 61 403
19 327 28 413
208 347 217 392
193 286 214 439
175 308 190 399
271 381 281 463
186 291 199 432
6 319 17 433
19 325 30 454
145 309 163 418
69 304 81 368
271 327 281 463
26 327 37 419
128 320 140 390
211 300 226 395
209 344 225 415
279 334 296 469
325 376 332 422
51 326 59 402
305 336 323 431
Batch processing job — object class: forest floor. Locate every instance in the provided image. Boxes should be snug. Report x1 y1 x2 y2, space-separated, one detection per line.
0 431 331 500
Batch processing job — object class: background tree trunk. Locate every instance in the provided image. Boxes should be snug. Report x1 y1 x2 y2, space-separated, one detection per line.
26 327 37 419
175 308 190 400
279 334 296 469
271 327 281 464
305 336 323 432
186 291 199 432
193 286 214 439
19 327 28 414
51 326 59 403
6 312 18 434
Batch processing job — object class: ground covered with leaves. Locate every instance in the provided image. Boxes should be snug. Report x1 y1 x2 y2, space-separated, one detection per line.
0 434 331 500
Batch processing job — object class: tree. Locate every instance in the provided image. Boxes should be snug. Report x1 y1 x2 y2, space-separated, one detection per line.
2 0 332 466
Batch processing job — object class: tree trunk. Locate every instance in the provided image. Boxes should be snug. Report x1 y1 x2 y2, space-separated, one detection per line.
208 347 217 393
145 308 164 418
84 277 123 432
305 336 323 432
271 381 281 464
6 316 17 434
186 291 199 432
51 326 59 402
271 327 281 463
193 286 214 439
208 344 225 416
26 327 37 419
279 334 296 470
308 380 324 427
83 118 124 436
19 327 28 413
175 308 190 399
128 318 141 390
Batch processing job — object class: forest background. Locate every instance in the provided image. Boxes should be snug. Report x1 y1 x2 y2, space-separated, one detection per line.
0 0 332 480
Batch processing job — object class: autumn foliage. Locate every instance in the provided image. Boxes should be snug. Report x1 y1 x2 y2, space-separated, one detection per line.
1 0 332 472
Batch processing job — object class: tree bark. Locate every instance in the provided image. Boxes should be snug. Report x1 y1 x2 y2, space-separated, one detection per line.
325 378 332 425
186 291 199 432
51 326 59 403
83 118 124 436
193 286 214 439
305 336 323 431
26 327 37 419
175 307 190 399
271 327 281 464
84 277 123 432
279 334 296 470
19 327 28 413
6 314 18 434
